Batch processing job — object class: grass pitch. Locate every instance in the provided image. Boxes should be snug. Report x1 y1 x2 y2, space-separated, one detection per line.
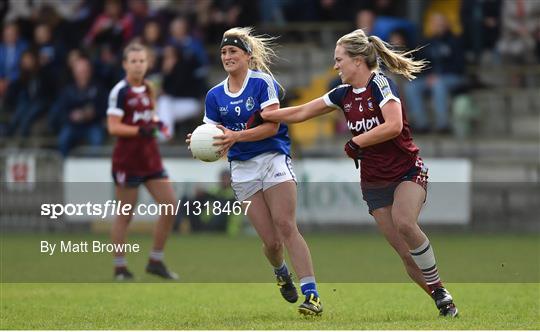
1 283 538 329
1 233 539 329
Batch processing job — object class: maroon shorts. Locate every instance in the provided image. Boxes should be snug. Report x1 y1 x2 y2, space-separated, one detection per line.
362 158 428 214
112 169 168 187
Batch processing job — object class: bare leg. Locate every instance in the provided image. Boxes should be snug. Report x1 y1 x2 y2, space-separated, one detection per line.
144 178 177 251
392 181 458 316
263 181 315 279
111 185 138 260
372 206 430 294
244 190 284 267
391 181 428 250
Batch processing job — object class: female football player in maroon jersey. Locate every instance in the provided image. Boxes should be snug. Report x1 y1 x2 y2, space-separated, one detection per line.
106 43 178 280
247 29 458 317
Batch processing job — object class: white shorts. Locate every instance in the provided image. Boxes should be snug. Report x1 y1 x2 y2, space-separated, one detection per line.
230 152 297 201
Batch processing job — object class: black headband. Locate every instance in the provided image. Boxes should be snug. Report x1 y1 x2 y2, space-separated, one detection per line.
220 36 251 54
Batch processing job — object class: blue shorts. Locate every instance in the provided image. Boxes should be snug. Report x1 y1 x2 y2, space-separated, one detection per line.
362 159 428 214
112 169 168 187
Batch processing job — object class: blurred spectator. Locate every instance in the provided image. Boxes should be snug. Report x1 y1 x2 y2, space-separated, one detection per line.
50 57 106 156
125 0 159 38
167 16 208 78
50 48 92 131
84 0 133 51
497 0 540 64
404 13 465 134
56 48 85 90
0 22 29 97
157 45 203 139
202 0 259 43
137 20 165 95
389 28 411 49
32 23 65 76
5 50 53 137
386 28 412 89
460 0 501 63
53 0 98 50
93 43 123 91
355 9 376 35
140 19 165 75
354 8 416 44
259 0 285 24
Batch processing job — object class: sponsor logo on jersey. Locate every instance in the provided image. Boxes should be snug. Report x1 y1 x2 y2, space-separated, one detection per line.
230 99 243 105
367 97 374 111
128 96 151 107
219 106 228 115
347 116 381 132
141 96 150 106
127 97 138 107
246 96 254 111
133 110 154 123
344 102 352 112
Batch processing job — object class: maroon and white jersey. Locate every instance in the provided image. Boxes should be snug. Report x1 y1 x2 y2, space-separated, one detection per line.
323 72 420 185
107 80 164 176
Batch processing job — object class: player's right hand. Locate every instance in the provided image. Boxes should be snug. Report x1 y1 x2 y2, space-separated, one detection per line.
246 110 264 129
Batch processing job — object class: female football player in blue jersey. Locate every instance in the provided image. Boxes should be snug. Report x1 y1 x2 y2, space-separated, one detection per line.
186 27 322 316
247 29 458 317
107 43 178 281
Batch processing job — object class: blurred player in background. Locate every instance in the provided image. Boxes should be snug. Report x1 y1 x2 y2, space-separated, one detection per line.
107 42 177 281
248 29 458 317
186 27 323 316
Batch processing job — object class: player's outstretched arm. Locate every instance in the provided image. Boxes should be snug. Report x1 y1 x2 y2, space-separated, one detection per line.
262 97 335 124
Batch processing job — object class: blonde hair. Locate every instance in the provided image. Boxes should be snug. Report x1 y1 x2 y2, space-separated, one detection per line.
223 27 284 95
337 29 428 80
123 42 147 61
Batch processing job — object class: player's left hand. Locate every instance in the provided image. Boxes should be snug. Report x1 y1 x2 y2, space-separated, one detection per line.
213 125 238 155
246 110 264 129
344 138 362 169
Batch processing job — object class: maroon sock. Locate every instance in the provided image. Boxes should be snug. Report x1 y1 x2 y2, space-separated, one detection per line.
428 281 443 293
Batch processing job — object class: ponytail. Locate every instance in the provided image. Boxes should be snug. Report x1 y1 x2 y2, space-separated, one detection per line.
223 27 285 95
337 29 428 80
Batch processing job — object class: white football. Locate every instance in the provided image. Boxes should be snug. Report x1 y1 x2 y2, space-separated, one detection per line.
190 124 223 162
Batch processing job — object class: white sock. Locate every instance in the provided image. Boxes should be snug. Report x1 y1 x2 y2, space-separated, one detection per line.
114 256 127 267
299 276 316 286
150 250 164 261
410 238 441 285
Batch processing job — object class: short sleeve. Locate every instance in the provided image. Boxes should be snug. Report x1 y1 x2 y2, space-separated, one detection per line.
322 85 348 110
372 75 401 108
257 77 280 110
107 83 126 117
203 92 221 125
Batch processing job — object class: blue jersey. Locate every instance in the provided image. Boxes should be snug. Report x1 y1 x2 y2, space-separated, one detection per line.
203 69 291 161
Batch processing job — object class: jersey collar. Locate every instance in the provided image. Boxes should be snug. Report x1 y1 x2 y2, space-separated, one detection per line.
352 72 376 94
224 69 252 97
